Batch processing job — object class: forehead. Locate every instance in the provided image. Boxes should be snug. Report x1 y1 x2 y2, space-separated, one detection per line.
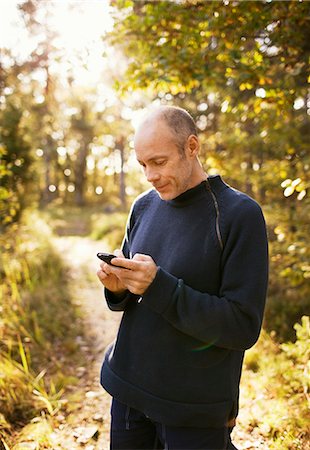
134 119 178 156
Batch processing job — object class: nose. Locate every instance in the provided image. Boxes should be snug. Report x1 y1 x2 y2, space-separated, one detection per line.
145 167 160 183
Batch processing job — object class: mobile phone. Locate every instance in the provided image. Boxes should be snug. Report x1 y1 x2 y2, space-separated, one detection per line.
97 252 117 264
97 252 127 269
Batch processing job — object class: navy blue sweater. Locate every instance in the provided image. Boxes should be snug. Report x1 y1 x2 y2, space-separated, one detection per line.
101 175 268 428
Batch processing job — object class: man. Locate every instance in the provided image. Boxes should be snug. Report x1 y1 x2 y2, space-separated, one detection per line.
97 105 269 450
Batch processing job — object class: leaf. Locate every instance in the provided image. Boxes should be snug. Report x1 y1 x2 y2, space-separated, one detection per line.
284 186 294 197
74 426 99 444
18 336 29 375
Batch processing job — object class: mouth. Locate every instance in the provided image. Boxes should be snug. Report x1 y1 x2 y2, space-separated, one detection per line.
154 183 169 192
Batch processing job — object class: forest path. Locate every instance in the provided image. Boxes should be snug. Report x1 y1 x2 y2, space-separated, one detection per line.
50 233 269 450
51 235 121 450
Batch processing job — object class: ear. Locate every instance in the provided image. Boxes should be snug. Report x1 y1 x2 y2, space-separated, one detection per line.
186 135 199 157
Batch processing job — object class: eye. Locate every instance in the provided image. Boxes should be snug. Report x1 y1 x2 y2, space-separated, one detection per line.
154 159 166 166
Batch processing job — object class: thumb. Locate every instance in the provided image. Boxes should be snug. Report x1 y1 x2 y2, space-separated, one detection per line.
114 249 125 258
132 253 152 262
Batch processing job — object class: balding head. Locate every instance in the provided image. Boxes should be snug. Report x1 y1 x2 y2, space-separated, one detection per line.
137 105 198 154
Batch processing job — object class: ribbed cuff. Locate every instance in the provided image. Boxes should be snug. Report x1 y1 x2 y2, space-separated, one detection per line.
105 288 129 311
142 267 179 315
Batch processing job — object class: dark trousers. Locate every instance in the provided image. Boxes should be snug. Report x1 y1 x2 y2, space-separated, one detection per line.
110 398 238 450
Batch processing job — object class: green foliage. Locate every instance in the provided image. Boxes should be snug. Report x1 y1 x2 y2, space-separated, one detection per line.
263 202 309 341
0 213 83 439
91 211 128 250
109 1 309 97
0 145 19 229
0 100 33 230
0 4 308 447
281 317 310 408
108 0 310 341
242 318 310 449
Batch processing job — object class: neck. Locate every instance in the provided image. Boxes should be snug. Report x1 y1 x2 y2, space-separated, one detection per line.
191 159 208 186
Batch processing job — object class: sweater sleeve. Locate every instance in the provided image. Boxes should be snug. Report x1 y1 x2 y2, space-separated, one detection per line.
105 288 138 311
142 199 269 350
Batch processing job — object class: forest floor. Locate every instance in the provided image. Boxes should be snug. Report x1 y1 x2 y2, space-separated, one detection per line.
50 235 119 450
47 220 271 450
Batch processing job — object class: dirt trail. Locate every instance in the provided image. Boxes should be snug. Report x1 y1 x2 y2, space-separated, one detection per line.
51 235 269 450
51 236 121 450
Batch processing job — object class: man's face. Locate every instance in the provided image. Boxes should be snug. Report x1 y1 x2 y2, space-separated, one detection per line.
134 120 197 201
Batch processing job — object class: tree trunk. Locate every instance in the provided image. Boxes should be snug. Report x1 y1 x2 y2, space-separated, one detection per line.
74 143 88 206
117 138 127 210
40 135 53 206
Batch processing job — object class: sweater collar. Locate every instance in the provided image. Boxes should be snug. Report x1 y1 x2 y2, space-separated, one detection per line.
167 180 208 207
166 175 227 207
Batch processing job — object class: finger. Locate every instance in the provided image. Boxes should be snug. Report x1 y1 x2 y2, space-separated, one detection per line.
117 267 154 287
125 280 146 296
132 253 152 262
110 258 134 270
97 269 107 281
100 261 112 274
114 249 125 258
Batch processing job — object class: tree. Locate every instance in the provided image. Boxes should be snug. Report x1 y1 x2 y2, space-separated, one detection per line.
107 0 310 339
70 101 95 206
0 51 34 230
18 0 65 206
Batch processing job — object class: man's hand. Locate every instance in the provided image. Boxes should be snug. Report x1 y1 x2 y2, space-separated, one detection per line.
105 253 158 296
97 250 127 295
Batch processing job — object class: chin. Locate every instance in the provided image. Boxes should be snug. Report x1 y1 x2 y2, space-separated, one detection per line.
155 185 177 200
159 193 175 201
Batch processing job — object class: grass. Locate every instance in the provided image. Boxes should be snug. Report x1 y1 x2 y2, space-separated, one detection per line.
39 200 128 250
38 202 98 236
1 205 309 450
240 318 310 449
90 211 128 249
0 211 85 448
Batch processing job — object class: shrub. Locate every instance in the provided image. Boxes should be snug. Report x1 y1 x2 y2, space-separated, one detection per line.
242 317 310 449
90 211 128 250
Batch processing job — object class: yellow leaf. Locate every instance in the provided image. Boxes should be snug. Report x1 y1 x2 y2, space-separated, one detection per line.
281 179 292 188
297 190 306 201
292 178 301 187
284 186 294 197
254 104 261 114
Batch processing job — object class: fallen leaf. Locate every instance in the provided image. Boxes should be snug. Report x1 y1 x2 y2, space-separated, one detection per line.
74 426 99 444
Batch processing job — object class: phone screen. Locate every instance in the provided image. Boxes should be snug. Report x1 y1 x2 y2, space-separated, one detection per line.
97 252 116 264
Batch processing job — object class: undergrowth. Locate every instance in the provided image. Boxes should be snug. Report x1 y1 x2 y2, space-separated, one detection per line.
90 211 128 250
241 317 310 449
0 212 84 449
1 208 309 450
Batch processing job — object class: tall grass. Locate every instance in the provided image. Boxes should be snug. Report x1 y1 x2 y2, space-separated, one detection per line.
0 212 83 447
1 208 308 449
241 317 310 449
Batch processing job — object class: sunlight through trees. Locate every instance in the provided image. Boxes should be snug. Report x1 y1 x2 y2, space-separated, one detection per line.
0 1 309 448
